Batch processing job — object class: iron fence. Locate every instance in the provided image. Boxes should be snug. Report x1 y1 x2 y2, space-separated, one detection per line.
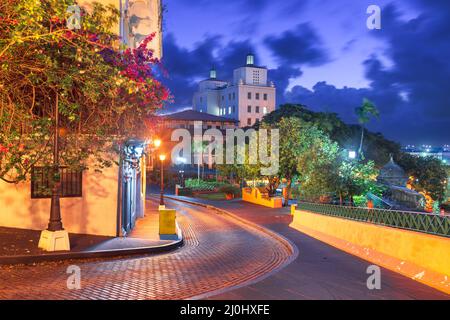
297 202 450 238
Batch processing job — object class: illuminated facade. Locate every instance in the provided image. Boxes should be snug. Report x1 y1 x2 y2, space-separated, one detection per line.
193 54 276 127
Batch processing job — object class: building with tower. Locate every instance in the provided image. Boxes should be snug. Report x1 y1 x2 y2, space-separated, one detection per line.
193 54 276 127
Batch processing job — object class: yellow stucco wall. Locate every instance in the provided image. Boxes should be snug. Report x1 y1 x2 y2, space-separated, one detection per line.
242 188 283 208
0 165 120 237
291 207 450 294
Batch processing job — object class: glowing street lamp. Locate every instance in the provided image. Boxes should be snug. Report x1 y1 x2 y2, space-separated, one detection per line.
159 154 166 209
348 150 357 160
154 139 161 148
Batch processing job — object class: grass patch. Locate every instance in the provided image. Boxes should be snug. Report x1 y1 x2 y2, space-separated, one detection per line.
196 193 227 200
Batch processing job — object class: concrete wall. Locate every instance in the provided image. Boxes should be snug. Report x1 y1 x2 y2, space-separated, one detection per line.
0 166 120 237
291 207 450 294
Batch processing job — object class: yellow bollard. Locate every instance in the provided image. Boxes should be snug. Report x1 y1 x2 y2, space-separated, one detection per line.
159 208 177 235
290 204 297 216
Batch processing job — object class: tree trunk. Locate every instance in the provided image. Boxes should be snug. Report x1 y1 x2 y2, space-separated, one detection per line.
358 125 365 155
284 179 292 207
197 161 200 182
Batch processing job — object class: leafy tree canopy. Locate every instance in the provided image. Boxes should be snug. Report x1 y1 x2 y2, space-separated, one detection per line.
397 153 448 202
0 0 169 183
262 104 447 202
262 104 400 167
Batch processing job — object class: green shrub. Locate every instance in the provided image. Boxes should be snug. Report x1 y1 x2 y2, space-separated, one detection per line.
219 185 241 196
184 179 227 191
353 195 368 207
178 187 193 196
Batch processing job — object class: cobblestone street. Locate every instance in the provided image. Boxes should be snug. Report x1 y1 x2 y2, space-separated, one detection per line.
0 198 294 300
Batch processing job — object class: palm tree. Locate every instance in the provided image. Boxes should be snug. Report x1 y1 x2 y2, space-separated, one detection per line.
355 98 379 157
192 140 209 182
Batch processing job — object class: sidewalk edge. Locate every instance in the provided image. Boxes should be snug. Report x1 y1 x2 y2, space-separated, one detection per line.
0 235 183 266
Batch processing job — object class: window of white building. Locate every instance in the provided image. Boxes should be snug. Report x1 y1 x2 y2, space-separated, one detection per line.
252 70 260 85
247 105 252 113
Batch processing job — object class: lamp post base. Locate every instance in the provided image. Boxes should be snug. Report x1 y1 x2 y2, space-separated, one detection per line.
38 230 70 252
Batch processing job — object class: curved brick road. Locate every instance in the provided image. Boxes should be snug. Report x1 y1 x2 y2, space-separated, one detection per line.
0 198 294 300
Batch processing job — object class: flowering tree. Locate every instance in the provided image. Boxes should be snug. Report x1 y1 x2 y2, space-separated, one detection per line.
0 0 169 183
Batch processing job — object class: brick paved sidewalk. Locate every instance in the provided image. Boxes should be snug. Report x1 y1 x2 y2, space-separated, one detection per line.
0 202 177 260
0 197 294 300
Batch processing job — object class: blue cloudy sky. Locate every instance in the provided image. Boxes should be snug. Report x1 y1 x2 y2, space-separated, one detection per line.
159 0 450 145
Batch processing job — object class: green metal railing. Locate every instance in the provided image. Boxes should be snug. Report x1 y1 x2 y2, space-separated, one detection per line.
297 202 450 238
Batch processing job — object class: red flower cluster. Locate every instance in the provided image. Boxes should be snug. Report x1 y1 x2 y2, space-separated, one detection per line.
107 33 170 110
0 17 19 25
0 144 10 154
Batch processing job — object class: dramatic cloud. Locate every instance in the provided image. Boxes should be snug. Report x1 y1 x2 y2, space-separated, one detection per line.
264 23 330 67
172 0 272 36
368 3 450 119
161 0 450 144
160 34 260 111
161 21 328 112
283 2 450 143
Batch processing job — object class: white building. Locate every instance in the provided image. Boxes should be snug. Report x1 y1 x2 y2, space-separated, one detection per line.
193 54 276 127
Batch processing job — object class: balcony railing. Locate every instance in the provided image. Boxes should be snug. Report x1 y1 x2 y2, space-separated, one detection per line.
297 202 450 238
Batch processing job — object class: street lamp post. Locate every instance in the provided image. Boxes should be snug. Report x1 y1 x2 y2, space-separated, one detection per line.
159 154 166 209
38 93 70 251
48 93 63 231
179 170 185 188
